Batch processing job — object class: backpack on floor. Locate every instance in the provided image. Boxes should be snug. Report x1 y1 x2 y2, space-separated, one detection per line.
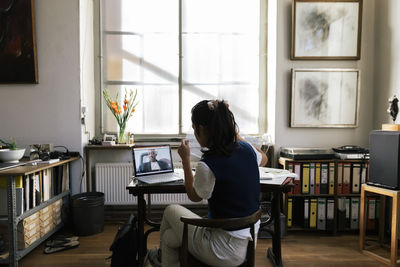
108 214 138 267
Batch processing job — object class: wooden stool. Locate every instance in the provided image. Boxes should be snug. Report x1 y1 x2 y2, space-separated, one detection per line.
360 184 400 266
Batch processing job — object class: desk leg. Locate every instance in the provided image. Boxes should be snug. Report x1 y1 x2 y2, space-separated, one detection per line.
7 175 18 267
137 193 146 266
360 185 366 251
267 191 283 267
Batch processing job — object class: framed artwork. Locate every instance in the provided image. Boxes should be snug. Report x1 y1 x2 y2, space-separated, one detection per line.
291 0 363 60
0 0 38 83
290 68 360 128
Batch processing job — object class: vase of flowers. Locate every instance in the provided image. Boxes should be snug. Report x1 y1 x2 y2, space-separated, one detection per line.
103 88 138 144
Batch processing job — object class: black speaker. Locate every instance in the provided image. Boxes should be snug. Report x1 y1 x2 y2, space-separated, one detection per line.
369 130 400 189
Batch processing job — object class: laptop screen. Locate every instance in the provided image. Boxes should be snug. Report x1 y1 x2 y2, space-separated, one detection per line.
132 145 174 177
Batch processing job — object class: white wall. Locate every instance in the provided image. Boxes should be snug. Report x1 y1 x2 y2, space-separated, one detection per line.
0 0 83 193
373 0 400 128
273 0 376 160
80 0 95 145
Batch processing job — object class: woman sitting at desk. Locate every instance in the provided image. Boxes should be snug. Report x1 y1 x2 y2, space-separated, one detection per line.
149 100 267 267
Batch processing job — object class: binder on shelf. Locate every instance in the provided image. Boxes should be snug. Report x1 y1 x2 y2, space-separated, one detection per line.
287 163 294 195
361 163 367 185
337 197 346 231
326 198 335 231
345 198 351 228
317 198 326 230
310 198 317 228
352 163 361 194
293 163 301 195
350 197 360 230
304 198 309 228
287 197 293 227
337 162 343 194
309 163 315 195
328 162 335 195
302 163 310 194
343 163 351 194
366 197 376 231
320 163 329 194
315 163 321 195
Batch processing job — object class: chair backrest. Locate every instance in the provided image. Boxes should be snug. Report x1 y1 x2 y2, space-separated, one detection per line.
180 208 262 267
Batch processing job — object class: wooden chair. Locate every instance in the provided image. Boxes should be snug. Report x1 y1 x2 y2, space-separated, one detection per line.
179 208 262 267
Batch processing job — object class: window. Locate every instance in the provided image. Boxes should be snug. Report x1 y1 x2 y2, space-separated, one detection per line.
100 0 267 136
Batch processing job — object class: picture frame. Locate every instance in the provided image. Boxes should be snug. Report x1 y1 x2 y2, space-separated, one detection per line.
0 0 38 83
291 0 363 60
290 68 360 128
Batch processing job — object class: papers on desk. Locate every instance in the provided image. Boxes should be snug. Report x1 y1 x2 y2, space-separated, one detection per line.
259 167 298 185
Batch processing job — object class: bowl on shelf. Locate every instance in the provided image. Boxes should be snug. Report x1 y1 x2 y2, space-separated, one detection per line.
0 149 26 163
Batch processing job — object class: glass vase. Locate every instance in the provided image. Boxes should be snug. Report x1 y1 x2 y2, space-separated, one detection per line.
118 123 128 144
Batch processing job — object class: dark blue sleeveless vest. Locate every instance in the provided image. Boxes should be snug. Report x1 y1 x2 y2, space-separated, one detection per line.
201 141 260 219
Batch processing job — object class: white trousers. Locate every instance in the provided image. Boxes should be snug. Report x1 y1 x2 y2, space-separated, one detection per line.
160 204 248 267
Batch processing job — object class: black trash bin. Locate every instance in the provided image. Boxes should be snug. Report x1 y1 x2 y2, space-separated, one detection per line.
71 192 104 236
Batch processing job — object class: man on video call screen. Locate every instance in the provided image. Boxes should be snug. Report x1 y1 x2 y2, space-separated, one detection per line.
135 146 172 175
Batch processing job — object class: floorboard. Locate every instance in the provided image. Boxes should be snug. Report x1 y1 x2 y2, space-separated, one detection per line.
12 222 388 267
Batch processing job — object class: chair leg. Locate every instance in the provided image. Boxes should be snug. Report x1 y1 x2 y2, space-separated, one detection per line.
180 223 188 267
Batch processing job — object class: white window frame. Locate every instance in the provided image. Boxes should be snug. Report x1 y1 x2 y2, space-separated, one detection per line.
94 0 268 141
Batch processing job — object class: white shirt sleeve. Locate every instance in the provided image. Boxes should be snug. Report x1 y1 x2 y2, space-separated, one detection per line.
193 161 215 200
250 144 262 166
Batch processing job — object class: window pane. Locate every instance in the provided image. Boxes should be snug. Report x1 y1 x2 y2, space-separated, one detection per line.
104 0 178 33
182 0 260 134
104 34 142 82
102 85 179 134
101 0 263 135
182 34 219 84
182 0 259 34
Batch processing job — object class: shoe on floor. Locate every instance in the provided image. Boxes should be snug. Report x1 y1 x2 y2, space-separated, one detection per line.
148 248 161 267
44 240 80 254
45 236 79 247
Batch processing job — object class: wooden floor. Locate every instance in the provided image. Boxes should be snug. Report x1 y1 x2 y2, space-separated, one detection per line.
13 222 387 267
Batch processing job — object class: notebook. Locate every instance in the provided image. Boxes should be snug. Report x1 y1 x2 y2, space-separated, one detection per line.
132 145 184 184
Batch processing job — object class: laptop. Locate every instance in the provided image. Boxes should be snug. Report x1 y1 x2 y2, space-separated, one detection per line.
132 144 184 184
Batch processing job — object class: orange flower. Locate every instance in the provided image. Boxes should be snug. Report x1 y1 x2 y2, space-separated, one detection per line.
131 108 135 114
123 105 127 111
124 99 128 105
110 101 117 108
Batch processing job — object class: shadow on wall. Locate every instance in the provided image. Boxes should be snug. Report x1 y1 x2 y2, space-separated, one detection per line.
373 0 392 128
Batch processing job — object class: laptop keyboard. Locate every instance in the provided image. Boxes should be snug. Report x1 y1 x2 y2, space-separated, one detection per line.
138 172 183 184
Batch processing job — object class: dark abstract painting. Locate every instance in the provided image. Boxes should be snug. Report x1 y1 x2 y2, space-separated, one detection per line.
0 0 38 83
